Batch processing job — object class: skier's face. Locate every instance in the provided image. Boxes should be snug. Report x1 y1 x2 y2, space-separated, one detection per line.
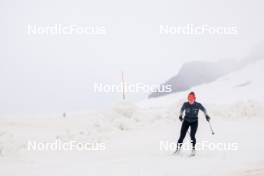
188 94 195 104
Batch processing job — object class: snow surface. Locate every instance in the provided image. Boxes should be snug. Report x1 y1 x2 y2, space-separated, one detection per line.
1 60 264 176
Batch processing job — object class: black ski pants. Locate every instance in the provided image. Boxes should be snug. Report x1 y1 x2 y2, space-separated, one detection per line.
177 120 198 149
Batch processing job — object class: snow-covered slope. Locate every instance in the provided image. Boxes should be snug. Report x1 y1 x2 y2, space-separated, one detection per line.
1 60 264 176
149 59 242 98
140 59 264 118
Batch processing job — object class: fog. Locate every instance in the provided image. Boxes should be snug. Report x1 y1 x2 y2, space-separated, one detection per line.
1 0 264 115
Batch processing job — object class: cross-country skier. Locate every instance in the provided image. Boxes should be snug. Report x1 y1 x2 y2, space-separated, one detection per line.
174 91 211 156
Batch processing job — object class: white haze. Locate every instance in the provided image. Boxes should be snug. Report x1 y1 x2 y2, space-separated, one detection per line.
1 0 264 115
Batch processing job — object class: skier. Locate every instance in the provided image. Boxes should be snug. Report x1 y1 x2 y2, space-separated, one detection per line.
174 91 211 156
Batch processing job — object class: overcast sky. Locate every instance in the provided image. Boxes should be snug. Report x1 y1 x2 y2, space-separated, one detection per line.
1 0 264 115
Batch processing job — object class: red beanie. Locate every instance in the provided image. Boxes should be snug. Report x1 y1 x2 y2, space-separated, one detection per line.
188 91 196 101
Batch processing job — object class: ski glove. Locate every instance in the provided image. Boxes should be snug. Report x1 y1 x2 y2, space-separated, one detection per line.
179 115 183 121
206 115 210 121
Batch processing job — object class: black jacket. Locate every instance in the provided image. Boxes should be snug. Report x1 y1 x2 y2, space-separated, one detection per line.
180 102 207 122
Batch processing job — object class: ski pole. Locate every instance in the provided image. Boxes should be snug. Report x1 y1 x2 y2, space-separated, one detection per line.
208 121 215 135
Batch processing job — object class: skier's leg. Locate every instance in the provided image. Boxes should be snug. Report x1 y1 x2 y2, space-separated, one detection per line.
177 121 190 150
190 121 198 150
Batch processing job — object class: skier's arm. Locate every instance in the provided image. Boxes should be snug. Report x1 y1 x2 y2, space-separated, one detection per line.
199 103 210 121
179 103 186 121
180 103 186 116
199 103 207 115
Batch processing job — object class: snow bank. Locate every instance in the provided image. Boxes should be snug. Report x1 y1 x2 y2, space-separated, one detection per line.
0 101 162 157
